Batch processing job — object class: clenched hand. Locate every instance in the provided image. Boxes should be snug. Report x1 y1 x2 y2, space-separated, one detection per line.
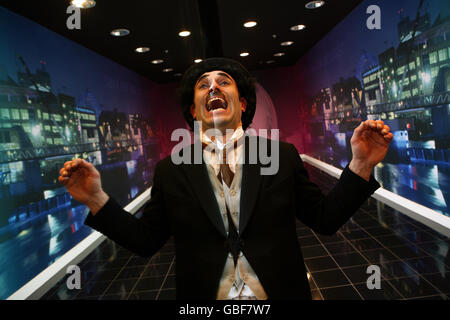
58 158 109 215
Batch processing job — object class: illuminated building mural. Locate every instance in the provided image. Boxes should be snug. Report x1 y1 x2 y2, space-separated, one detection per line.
0 7 165 299
256 0 449 218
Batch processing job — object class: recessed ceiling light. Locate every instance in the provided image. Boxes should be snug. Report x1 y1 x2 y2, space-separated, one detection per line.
305 1 325 9
266 60 275 64
243 21 257 28
110 28 130 37
174 73 183 77
179 30 191 37
151 59 164 64
240 52 250 57
274 52 285 57
71 0 96 8
281 41 294 46
194 59 203 63
135 47 150 53
290 24 306 31
163 68 174 73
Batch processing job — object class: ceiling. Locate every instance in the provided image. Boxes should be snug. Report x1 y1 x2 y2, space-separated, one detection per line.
1 0 363 83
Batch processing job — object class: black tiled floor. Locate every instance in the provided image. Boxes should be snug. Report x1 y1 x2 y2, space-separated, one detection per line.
320 285 362 300
298 236 320 247
310 269 350 288
41 164 449 300
388 244 430 260
324 242 356 255
301 245 328 259
158 289 177 300
143 263 172 278
162 275 176 289
364 226 397 237
341 265 372 284
351 238 384 251
304 256 339 272
332 252 368 268
115 266 146 280
104 278 139 296
310 289 322 300
378 260 417 280
128 290 159 300
354 281 402 300
387 276 442 299
423 272 450 294
132 276 165 292
405 256 449 275
360 247 395 261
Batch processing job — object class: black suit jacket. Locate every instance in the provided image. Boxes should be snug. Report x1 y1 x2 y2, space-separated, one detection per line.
85 136 380 299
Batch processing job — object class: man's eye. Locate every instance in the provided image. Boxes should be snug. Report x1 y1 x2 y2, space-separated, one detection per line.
198 83 208 89
220 81 229 86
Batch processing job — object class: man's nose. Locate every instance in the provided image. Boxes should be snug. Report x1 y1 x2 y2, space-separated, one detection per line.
209 80 220 92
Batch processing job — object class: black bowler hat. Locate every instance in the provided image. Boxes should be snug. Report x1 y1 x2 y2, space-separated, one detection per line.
178 57 257 130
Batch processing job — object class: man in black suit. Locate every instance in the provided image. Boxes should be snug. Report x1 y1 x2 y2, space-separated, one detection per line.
59 58 393 299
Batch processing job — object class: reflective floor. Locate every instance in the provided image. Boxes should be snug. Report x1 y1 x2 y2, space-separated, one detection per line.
41 164 450 300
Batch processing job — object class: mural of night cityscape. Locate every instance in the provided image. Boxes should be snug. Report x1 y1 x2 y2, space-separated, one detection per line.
0 7 163 299
275 0 450 219
0 0 449 300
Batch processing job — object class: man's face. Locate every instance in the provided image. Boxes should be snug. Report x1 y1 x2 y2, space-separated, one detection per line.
190 70 247 132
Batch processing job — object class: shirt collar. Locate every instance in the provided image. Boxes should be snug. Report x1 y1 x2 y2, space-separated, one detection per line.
201 125 244 151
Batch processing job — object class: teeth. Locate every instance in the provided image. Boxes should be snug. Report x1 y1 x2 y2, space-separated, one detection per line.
209 97 225 103
207 97 227 111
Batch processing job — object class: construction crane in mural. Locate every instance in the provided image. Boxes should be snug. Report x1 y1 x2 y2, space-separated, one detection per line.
16 55 69 145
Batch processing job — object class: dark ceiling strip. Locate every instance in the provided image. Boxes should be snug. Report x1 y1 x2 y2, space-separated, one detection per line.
197 0 223 58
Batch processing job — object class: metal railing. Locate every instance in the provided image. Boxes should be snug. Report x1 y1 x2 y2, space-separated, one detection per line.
301 154 450 238
7 188 151 300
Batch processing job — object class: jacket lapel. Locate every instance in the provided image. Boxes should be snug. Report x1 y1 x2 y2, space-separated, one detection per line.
180 135 264 238
181 142 227 238
239 135 263 235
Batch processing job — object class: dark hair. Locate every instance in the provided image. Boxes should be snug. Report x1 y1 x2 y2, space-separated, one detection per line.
177 57 256 130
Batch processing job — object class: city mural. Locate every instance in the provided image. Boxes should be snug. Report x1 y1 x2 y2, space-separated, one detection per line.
1 0 450 300
257 0 450 219
0 7 165 299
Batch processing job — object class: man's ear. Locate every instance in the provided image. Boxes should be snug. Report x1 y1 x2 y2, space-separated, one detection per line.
190 104 196 119
240 97 247 112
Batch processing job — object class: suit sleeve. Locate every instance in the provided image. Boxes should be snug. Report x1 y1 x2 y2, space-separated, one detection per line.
84 161 171 257
289 144 380 235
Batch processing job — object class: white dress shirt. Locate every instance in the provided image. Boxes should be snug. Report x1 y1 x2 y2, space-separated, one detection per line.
201 126 268 300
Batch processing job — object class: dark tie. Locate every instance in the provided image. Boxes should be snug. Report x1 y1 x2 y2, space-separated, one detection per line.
202 142 241 266
218 147 234 188
218 148 240 267
226 207 240 267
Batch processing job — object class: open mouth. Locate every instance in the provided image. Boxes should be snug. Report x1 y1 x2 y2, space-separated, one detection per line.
206 96 228 111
